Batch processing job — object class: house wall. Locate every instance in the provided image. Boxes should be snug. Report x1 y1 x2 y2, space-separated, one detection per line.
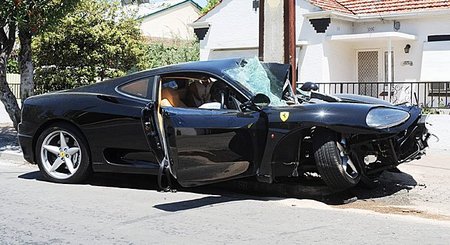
198 0 260 60
140 3 200 40
300 14 450 83
198 0 358 82
297 0 326 82
199 0 320 60
351 14 450 82
197 0 450 83
299 17 355 83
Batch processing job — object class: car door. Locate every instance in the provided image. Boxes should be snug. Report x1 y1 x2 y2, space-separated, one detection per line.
162 106 266 187
141 76 166 166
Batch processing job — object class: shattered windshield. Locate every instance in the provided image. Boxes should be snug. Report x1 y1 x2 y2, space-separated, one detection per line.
223 57 288 106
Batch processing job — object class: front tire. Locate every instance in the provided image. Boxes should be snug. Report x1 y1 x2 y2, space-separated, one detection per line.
35 123 91 183
313 129 361 190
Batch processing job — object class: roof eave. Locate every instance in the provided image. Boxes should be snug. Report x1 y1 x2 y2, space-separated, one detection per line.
303 11 357 22
190 21 210 28
304 8 450 22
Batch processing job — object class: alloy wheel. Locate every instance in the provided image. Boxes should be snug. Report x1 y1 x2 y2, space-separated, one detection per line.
40 130 82 180
336 139 359 180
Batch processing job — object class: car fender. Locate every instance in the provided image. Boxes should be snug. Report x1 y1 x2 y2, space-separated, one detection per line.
256 102 422 183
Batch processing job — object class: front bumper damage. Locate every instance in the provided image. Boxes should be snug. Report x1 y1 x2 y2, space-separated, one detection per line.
351 115 430 176
396 115 429 162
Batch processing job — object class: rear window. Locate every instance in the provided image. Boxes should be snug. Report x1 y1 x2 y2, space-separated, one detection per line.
119 77 153 99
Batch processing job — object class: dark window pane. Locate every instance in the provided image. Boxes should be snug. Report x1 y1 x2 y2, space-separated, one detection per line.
119 78 152 99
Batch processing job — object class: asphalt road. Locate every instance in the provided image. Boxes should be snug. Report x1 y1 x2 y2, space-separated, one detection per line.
1 158 450 245
1 115 450 244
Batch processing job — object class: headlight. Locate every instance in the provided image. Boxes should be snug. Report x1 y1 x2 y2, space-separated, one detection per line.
366 108 410 129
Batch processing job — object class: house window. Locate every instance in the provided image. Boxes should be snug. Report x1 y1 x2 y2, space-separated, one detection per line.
428 35 450 42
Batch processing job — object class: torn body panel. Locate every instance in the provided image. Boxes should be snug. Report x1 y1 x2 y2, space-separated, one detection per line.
257 103 428 184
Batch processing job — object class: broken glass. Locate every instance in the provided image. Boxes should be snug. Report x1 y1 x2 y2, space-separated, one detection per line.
224 57 287 106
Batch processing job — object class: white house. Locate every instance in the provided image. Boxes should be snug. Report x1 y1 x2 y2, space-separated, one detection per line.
126 0 202 40
192 0 450 105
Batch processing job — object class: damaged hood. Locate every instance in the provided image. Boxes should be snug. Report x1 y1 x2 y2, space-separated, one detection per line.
334 94 393 106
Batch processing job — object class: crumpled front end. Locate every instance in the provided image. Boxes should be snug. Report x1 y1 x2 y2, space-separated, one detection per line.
351 112 430 176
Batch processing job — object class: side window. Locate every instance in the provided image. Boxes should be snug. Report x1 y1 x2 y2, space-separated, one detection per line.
160 73 246 110
119 77 153 99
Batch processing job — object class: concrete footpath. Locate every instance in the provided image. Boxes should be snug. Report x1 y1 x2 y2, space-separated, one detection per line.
0 102 14 124
0 123 22 162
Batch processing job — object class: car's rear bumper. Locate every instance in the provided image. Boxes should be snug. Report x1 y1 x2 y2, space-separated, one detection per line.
18 122 35 164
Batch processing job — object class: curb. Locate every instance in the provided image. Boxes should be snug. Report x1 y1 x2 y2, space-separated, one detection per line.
0 151 25 163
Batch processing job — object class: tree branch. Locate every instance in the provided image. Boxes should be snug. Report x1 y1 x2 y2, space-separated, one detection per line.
5 21 16 55
0 21 17 56
0 28 7 44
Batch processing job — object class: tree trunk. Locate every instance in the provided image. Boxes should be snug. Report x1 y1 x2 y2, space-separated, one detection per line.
0 22 21 130
0 52 21 130
19 27 34 103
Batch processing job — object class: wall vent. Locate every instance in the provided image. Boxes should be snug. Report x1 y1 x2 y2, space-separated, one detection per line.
309 18 331 33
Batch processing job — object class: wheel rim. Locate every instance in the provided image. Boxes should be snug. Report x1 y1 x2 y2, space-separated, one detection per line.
336 140 359 180
40 130 82 180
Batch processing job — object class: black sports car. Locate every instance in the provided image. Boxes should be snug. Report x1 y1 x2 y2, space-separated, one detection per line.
18 58 429 191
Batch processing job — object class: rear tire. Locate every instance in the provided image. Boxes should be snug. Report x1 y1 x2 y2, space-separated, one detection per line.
313 129 361 190
35 123 91 183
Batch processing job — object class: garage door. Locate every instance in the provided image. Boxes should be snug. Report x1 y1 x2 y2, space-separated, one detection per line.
421 41 450 81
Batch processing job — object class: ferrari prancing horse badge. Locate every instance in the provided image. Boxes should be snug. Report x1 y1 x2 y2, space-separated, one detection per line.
280 112 289 122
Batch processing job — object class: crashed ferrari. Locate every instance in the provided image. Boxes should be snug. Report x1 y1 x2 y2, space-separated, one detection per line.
18 58 429 191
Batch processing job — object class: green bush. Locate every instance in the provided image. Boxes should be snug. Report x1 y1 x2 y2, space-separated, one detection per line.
137 41 200 71
33 0 145 94
202 0 221 14
32 0 200 94
6 52 19 74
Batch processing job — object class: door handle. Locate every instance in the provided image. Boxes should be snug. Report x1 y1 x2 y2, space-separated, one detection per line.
146 101 155 110
144 122 152 131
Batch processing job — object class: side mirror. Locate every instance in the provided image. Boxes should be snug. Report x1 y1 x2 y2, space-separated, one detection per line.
241 93 271 111
298 82 319 102
300 82 319 92
252 93 271 107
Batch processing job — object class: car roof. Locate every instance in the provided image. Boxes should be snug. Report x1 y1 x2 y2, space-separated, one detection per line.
70 58 254 98
143 58 241 76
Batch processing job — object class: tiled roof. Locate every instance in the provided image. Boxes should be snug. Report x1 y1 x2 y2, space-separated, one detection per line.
309 0 354 14
309 0 450 15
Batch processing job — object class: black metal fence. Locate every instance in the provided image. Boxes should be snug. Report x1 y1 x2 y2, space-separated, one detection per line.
8 81 450 108
300 82 450 108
